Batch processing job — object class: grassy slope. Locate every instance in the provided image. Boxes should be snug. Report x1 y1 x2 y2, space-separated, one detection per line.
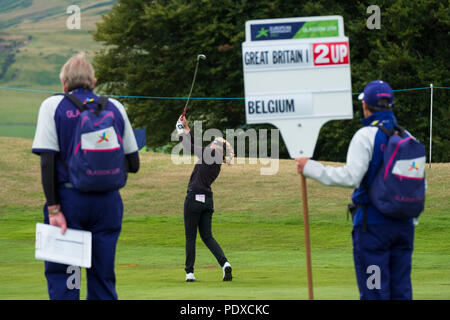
0 137 449 300
0 0 116 139
0 0 115 87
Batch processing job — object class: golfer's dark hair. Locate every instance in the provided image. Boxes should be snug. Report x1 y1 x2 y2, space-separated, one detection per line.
367 98 393 113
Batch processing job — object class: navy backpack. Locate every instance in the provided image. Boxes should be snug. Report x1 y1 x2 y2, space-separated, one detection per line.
369 124 426 219
63 93 127 192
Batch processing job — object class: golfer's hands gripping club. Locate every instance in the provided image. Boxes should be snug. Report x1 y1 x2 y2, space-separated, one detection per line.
296 157 310 175
176 114 190 135
48 204 67 235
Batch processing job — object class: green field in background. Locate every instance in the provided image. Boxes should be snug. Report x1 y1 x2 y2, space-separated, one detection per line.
0 137 448 300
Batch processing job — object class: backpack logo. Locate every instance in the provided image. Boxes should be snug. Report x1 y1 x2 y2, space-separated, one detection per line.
391 156 425 180
409 161 419 171
81 127 119 152
97 132 110 143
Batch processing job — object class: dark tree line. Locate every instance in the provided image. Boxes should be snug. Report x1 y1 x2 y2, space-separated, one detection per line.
93 0 449 162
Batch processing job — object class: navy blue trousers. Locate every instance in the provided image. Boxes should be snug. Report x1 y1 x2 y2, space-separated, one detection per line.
43 188 123 300
352 223 414 300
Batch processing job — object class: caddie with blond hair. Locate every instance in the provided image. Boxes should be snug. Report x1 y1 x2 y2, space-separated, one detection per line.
32 53 140 300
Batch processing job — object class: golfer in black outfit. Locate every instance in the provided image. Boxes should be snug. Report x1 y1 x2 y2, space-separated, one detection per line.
176 115 233 282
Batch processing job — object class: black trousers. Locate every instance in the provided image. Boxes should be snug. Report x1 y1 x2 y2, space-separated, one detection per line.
184 193 227 273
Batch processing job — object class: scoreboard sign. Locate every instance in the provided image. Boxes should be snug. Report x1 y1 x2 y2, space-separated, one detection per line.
242 16 353 158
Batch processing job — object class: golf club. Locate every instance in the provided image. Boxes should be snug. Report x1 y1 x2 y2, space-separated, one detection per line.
181 54 206 118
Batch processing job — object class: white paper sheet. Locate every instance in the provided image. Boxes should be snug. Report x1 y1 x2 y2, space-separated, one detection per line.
35 223 92 268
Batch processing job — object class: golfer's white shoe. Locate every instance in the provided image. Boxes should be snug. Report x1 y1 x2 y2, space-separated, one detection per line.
186 273 196 282
222 262 232 281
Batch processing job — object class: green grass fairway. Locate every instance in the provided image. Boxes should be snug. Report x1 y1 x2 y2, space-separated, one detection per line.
0 137 449 300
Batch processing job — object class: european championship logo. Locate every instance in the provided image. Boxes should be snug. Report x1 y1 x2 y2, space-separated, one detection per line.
409 161 419 171
256 27 269 38
97 132 109 144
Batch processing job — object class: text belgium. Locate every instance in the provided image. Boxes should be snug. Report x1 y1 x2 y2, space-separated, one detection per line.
247 99 295 114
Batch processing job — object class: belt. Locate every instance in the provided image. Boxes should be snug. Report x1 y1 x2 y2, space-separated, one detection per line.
59 182 75 189
187 191 212 197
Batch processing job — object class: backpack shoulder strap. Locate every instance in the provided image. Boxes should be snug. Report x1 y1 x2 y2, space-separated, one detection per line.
63 93 88 112
392 124 406 138
372 123 393 137
97 96 109 111
363 122 394 192
92 96 109 115
371 121 407 139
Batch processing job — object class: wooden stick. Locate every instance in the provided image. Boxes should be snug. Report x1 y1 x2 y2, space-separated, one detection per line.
300 174 314 300
429 83 433 168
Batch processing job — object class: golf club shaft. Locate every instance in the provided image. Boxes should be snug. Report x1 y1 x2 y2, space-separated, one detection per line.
183 59 201 115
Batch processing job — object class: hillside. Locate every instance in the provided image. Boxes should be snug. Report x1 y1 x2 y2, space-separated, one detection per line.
0 0 116 88
0 0 117 139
